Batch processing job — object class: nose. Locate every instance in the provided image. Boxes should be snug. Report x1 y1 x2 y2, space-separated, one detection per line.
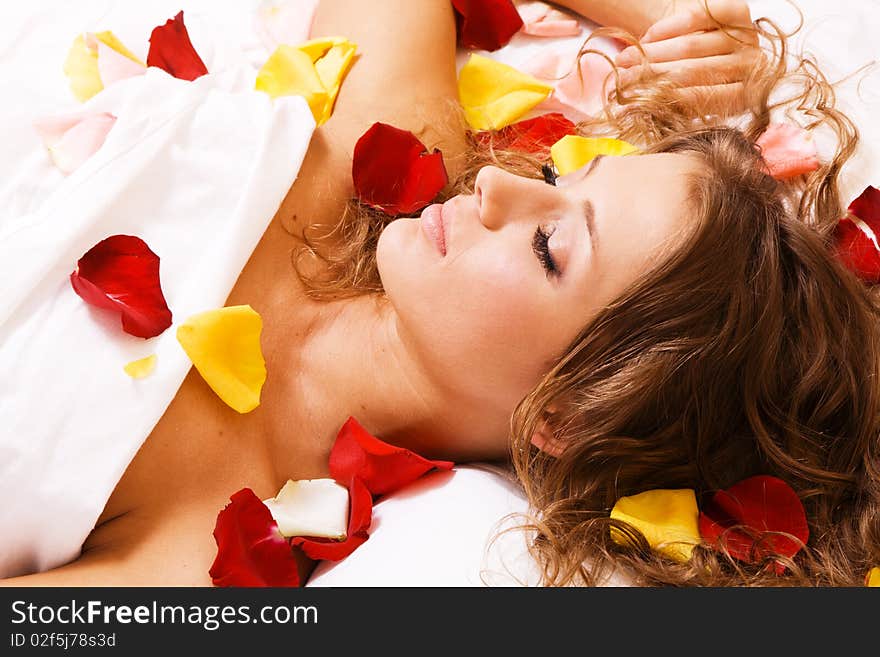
473 165 555 230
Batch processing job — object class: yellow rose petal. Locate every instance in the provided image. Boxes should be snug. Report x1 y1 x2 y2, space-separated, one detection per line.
312 41 356 124
867 567 880 587
63 31 144 102
94 31 145 66
458 53 553 131
610 488 701 563
550 135 638 176
297 36 348 62
255 37 356 126
176 305 267 414
256 44 328 120
64 35 103 102
123 354 157 379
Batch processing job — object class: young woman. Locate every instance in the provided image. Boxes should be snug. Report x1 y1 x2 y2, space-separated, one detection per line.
3 0 877 587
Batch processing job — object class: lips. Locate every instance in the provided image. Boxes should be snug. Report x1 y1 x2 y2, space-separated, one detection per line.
420 202 447 256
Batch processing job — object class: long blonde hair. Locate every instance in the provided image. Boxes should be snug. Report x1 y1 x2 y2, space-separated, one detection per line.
292 2 880 585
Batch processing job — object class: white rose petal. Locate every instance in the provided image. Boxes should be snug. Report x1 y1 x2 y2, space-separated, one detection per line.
263 478 349 539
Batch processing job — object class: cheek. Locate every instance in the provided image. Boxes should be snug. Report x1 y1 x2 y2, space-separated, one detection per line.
443 255 544 342
396 248 561 395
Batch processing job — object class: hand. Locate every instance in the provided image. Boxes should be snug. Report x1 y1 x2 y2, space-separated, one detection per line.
613 0 764 115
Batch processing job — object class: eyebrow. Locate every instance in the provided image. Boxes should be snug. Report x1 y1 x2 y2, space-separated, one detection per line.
584 198 598 254
579 155 605 252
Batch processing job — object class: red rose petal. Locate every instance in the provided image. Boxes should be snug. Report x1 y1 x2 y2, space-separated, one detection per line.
209 488 300 587
291 477 372 561
833 217 880 284
452 0 524 52
352 122 448 216
698 475 809 573
329 416 455 497
70 234 172 339
147 11 208 81
849 185 880 231
833 186 880 284
474 112 577 159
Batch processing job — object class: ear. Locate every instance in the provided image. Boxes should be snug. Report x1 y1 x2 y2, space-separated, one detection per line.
529 413 567 457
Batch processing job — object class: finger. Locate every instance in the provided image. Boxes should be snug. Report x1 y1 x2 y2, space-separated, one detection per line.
619 53 752 87
615 30 739 67
642 4 751 43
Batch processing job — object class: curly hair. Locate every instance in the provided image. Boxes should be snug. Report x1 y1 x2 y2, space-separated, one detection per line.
290 2 880 585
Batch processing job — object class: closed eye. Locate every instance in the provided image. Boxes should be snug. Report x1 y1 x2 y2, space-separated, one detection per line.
532 225 558 279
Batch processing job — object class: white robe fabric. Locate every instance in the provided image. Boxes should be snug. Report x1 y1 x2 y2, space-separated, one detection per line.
0 64 315 578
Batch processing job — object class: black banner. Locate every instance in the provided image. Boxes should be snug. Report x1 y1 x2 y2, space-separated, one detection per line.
0 586 872 652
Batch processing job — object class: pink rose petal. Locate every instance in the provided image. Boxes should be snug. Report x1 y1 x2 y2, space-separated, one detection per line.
516 1 551 24
523 20 582 37
524 51 614 121
755 123 820 180
554 52 614 117
518 2 582 38
33 111 117 174
96 39 146 87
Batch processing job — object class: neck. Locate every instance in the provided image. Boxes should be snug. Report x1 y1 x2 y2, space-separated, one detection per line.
292 294 507 462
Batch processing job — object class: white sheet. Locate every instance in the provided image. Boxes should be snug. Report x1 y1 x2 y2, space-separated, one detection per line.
0 4 315 578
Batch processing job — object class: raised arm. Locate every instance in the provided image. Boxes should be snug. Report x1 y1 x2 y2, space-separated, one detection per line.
551 0 674 37
553 0 763 116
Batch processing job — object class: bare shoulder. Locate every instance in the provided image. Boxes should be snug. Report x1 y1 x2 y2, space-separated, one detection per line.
275 0 471 240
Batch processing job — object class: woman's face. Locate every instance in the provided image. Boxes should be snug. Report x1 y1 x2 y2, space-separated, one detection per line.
377 152 702 428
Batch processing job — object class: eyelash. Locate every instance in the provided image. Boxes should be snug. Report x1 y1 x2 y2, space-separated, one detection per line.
532 225 559 279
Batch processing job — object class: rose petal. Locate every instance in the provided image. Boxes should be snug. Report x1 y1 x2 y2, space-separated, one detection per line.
311 40 357 124
147 11 208 81
552 53 614 118
255 37 356 125
176 305 267 414
254 0 319 52
518 1 582 37
291 477 373 561
550 135 638 176
755 123 820 180
70 235 173 339
329 416 455 497
867 567 880 587
522 51 614 122
33 111 116 174
698 475 809 573
610 488 701 563
63 32 145 102
95 36 146 88
352 122 448 216
63 34 102 102
521 50 565 82
849 185 880 230
263 478 349 539
256 44 327 113
209 488 300 587
474 112 577 159
833 217 880 284
452 0 524 52
123 354 157 379
458 53 553 130
836 186 880 283
522 19 582 37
